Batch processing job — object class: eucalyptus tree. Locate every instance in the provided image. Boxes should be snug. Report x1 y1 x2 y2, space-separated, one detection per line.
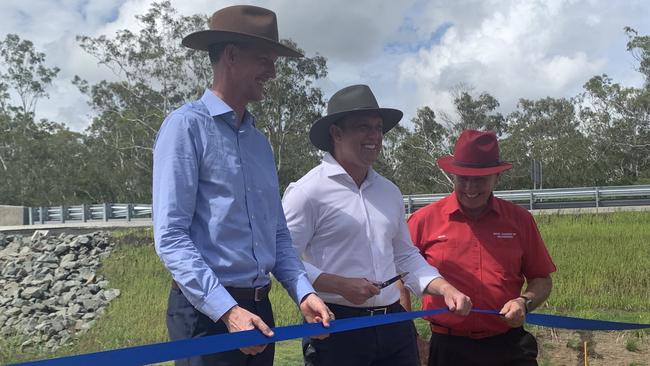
578 28 650 185
74 1 211 202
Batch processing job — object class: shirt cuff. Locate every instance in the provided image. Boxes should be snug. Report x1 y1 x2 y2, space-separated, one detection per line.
197 285 238 322
293 274 316 304
405 267 442 296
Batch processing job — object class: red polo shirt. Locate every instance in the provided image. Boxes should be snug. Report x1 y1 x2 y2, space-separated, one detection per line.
407 192 556 335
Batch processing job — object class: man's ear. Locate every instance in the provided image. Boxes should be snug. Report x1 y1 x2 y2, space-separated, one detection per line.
329 124 342 142
222 44 238 65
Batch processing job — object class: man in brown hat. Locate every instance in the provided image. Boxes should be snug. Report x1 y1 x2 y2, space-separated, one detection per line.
153 5 331 366
407 130 556 366
282 84 472 366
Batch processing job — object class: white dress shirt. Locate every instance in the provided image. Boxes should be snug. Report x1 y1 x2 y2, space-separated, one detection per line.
282 153 441 307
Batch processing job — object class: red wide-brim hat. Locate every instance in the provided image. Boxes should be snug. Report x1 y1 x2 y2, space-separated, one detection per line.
437 130 512 176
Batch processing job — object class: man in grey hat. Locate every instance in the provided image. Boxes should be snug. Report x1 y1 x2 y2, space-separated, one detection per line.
282 84 472 366
153 5 331 366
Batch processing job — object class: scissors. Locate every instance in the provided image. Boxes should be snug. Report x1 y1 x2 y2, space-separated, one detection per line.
377 272 409 289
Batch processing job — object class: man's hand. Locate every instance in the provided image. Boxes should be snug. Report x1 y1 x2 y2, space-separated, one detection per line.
221 305 273 355
438 283 472 316
426 278 472 316
339 277 381 305
299 293 333 340
499 298 526 328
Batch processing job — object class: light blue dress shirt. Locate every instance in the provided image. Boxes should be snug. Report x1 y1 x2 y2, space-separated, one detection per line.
153 89 314 321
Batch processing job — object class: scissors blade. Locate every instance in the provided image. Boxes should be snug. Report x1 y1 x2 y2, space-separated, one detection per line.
378 272 409 289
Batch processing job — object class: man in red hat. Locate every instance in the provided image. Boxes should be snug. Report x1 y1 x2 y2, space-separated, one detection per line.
153 5 331 366
283 84 472 366
407 129 556 366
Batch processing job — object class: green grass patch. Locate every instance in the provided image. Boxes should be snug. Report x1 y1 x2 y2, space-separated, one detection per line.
536 212 650 322
2 211 650 365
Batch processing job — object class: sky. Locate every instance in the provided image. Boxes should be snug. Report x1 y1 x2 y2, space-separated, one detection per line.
1 0 649 131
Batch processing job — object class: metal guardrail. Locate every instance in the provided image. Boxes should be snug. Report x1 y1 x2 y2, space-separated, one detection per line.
403 185 650 214
28 204 152 225
25 185 650 224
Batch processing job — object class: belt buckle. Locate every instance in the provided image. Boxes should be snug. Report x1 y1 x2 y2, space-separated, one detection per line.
369 307 388 316
254 287 264 302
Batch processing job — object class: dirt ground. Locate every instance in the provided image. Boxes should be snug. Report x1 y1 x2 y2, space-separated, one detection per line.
534 328 649 366
417 329 649 366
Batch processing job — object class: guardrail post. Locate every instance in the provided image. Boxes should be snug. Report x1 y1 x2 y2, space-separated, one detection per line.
529 191 534 210
407 196 413 215
126 204 133 222
82 204 88 222
29 207 34 225
595 187 600 208
39 207 46 224
60 205 66 223
103 203 111 222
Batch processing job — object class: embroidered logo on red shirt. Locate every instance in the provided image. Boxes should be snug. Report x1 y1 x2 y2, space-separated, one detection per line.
493 232 516 239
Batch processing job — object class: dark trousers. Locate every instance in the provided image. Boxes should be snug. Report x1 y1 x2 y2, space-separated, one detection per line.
166 287 275 366
428 327 538 366
303 302 420 366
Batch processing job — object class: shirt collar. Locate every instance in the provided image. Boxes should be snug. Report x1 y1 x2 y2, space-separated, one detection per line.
442 191 501 218
321 152 378 184
200 89 255 128
201 89 232 117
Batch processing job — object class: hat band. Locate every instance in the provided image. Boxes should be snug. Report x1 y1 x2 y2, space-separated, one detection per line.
452 160 503 168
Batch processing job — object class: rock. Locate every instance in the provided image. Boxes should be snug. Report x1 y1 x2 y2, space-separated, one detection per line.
1 231 115 350
53 243 69 255
103 288 121 302
81 298 101 312
21 286 44 300
58 291 76 305
60 252 76 264
36 253 58 263
31 230 50 241
5 282 21 298
78 268 95 283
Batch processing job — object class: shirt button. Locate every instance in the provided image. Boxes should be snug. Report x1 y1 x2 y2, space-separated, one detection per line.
251 215 255 219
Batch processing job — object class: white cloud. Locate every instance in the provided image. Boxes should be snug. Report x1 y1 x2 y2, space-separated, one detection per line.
397 0 647 120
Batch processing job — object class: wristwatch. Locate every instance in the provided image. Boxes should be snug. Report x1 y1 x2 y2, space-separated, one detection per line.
518 295 533 313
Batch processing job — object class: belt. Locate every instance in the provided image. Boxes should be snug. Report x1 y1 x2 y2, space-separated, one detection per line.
171 280 271 302
326 301 403 319
430 323 506 340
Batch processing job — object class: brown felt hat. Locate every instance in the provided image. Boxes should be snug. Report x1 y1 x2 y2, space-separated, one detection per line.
182 5 302 57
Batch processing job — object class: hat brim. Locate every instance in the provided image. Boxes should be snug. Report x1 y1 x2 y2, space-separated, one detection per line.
309 108 403 151
437 155 513 176
182 30 303 57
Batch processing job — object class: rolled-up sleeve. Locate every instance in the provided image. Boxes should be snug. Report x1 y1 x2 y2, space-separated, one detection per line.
153 113 236 321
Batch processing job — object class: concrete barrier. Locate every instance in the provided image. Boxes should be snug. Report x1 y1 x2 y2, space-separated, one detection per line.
0 205 28 225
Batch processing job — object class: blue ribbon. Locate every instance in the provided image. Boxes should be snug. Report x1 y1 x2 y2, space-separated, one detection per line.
9 308 650 366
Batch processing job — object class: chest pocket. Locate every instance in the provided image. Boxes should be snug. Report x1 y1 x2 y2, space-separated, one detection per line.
483 234 523 276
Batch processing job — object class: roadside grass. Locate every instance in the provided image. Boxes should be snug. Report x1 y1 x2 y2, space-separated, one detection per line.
2 211 649 365
537 211 650 322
